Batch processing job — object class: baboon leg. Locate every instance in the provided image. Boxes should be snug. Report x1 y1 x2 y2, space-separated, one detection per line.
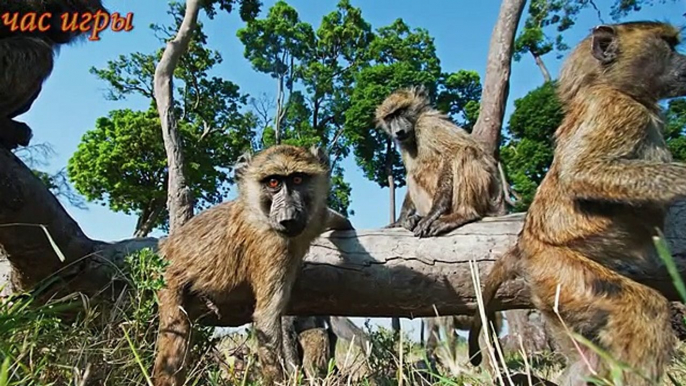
152 286 190 386
548 280 674 386
281 315 301 375
386 191 420 231
444 316 458 359
425 318 440 359
253 281 293 385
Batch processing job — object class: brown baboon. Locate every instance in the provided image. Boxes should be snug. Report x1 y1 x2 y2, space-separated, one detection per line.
425 314 502 361
470 21 686 386
282 316 338 378
375 86 504 237
0 0 106 150
152 145 353 386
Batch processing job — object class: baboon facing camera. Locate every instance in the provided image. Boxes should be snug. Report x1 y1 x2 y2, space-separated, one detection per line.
152 144 353 386
375 86 505 237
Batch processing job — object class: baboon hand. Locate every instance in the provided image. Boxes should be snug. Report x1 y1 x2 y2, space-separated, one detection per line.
413 216 440 238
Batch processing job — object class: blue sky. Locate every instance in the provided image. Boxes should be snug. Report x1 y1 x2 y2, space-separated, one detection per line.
18 0 686 338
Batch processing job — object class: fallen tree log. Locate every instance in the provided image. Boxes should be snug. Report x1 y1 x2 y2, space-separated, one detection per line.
2 147 686 327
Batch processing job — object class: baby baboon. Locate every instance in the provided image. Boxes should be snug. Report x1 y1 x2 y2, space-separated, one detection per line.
0 0 106 149
375 86 504 237
152 145 353 386
470 21 686 385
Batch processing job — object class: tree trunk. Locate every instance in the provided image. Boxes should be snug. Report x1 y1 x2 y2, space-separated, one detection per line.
531 50 552 83
153 0 199 232
4 146 686 333
386 138 401 337
133 199 164 238
471 0 527 157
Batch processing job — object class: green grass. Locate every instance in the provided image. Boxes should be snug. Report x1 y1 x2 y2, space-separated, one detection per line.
1 243 686 385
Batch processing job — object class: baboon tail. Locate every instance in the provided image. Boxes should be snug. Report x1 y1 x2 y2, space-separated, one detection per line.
152 286 191 386
468 245 521 367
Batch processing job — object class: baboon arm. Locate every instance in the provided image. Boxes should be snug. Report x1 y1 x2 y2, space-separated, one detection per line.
0 37 54 116
413 163 454 237
325 207 354 231
563 160 686 205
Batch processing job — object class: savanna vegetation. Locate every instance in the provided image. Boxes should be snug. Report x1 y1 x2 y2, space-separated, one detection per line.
2 0 686 385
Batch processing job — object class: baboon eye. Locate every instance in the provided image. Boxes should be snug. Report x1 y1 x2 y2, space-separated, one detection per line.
292 176 303 185
268 178 280 189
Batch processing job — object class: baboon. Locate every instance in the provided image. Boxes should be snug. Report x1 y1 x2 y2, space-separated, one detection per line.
470 21 686 386
375 86 504 237
425 314 502 359
0 0 106 150
152 145 353 386
282 316 338 378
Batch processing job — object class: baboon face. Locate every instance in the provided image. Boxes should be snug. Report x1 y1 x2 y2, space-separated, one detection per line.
375 86 431 144
384 111 415 143
237 145 330 237
591 22 686 100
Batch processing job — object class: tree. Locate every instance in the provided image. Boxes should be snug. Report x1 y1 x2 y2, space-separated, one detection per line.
665 98 686 162
13 144 87 210
67 107 253 236
154 0 259 232
513 0 678 83
73 2 255 236
500 81 563 211
238 0 376 216
471 0 527 158
237 1 313 145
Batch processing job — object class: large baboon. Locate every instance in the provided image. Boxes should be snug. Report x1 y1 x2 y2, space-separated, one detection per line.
152 145 353 386
0 0 106 149
470 21 686 386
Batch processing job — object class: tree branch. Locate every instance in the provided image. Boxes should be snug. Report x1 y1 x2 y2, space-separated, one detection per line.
3 140 686 328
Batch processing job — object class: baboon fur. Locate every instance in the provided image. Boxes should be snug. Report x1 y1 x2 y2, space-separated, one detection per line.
470 21 686 386
152 145 353 386
375 86 505 237
0 0 106 149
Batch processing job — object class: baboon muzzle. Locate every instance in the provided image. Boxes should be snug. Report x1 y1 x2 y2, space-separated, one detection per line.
270 190 306 237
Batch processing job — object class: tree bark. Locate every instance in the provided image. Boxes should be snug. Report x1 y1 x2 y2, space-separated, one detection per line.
531 50 552 83
386 138 401 337
133 199 164 238
153 0 199 232
4 145 686 327
5 148 686 327
471 0 527 157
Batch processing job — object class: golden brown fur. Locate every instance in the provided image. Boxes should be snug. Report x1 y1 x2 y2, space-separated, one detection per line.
298 328 333 379
375 86 504 237
470 21 686 385
152 145 352 386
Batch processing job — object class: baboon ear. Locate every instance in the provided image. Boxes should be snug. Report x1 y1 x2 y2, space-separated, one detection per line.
414 85 430 100
234 151 253 181
591 25 618 64
309 145 330 169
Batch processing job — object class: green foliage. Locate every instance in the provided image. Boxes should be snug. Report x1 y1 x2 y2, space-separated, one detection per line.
75 3 255 235
238 0 377 216
500 81 563 211
345 18 481 189
0 249 220 385
665 98 686 162
514 0 677 79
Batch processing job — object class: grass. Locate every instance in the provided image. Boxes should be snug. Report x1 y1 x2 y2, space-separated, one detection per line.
1 239 686 385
